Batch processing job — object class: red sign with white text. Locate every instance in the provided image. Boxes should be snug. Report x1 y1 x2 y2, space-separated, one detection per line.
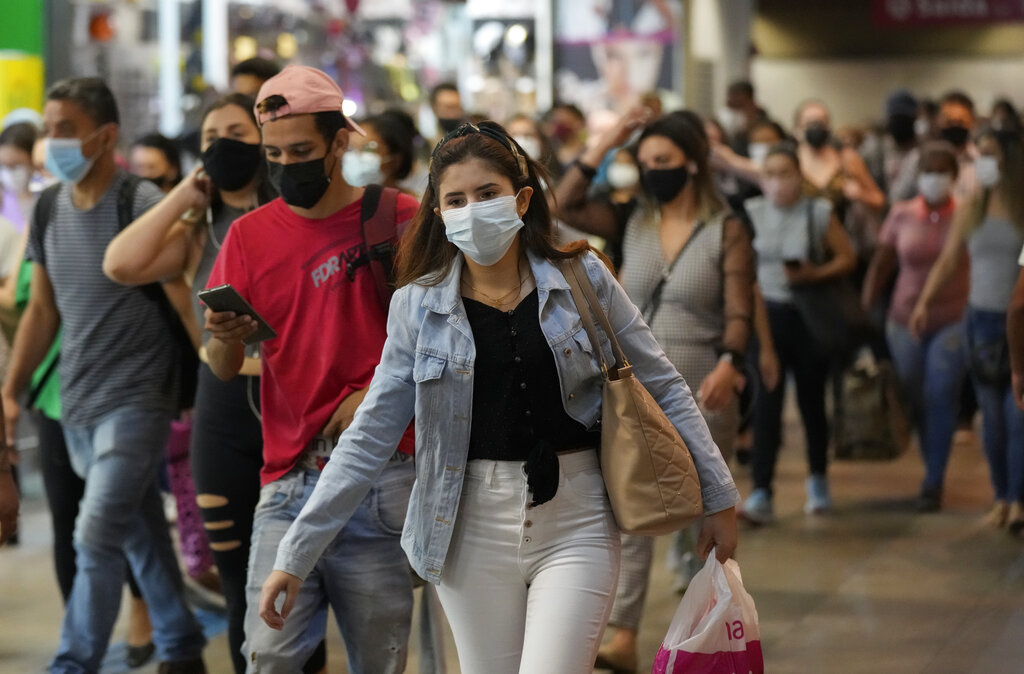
873 0 1024 26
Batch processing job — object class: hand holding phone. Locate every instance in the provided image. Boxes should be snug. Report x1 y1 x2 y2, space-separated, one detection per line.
198 284 277 344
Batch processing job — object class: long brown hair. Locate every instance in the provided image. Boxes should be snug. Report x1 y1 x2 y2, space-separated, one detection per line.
396 121 593 287
965 129 1024 237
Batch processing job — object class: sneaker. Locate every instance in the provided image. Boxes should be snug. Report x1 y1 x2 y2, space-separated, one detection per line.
804 475 831 515
740 488 774 524
126 642 156 669
915 485 942 512
157 658 206 674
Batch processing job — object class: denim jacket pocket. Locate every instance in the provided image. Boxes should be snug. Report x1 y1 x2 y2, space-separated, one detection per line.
413 352 446 383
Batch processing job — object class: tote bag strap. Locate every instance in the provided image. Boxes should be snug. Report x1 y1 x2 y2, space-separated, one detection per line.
560 257 630 379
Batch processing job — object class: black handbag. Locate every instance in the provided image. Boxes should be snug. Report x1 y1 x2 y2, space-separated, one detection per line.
788 201 873 362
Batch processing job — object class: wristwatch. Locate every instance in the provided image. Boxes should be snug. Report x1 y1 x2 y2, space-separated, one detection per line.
718 350 745 373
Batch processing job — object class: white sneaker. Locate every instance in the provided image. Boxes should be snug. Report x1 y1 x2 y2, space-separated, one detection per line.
741 488 774 524
804 475 831 515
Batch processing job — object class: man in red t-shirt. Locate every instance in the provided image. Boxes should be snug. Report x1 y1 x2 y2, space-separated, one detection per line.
205 65 418 672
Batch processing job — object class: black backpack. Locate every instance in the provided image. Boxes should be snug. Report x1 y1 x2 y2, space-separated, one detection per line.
32 175 199 411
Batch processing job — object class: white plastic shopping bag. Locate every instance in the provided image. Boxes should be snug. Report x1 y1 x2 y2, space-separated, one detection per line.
652 552 763 673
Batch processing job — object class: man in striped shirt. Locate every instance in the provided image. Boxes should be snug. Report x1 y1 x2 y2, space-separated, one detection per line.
2 78 206 674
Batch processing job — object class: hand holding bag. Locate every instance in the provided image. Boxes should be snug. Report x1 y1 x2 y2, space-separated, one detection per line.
789 201 873 362
561 257 702 536
653 552 764 674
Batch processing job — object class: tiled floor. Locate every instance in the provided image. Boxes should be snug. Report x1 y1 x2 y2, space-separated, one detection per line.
2 412 1023 673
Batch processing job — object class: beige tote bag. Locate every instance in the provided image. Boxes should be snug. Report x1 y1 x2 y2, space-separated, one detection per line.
561 257 703 535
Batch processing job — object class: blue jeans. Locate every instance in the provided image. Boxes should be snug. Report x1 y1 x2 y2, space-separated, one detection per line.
886 320 968 492
965 308 1024 503
243 458 415 673
53 406 205 673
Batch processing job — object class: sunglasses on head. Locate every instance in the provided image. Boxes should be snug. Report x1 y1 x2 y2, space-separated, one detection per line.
431 121 528 178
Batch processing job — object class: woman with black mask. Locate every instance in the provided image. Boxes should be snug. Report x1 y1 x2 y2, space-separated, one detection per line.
556 108 754 672
793 100 885 227
104 94 326 674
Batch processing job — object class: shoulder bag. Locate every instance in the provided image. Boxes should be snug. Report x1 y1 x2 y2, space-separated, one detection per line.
788 200 873 363
561 256 703 536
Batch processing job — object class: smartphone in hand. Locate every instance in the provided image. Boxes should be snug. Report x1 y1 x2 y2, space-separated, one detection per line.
197 284 277 344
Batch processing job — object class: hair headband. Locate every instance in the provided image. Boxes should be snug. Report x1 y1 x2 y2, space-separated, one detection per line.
430 122 529 178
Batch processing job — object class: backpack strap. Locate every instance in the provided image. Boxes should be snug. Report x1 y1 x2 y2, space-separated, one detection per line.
360 184 401 311
115 173 198 409
115 175 165 306
116 173 144 231
29 183 63 252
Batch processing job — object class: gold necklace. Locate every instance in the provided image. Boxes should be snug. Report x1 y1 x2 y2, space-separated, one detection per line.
463 259 525 308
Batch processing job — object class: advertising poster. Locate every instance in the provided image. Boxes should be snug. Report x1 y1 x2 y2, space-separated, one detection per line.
554 0 681 113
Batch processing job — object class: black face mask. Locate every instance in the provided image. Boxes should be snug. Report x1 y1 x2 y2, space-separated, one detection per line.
145 174 177 191
940 124 970 148
438 117 463 134
804 123 831 149
887 115 917 145
266 155 332 209
642 166 689 204
202 138 263 191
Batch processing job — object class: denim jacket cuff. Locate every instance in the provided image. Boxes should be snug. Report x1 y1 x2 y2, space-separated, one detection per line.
275 546 317 582
701 482 741 515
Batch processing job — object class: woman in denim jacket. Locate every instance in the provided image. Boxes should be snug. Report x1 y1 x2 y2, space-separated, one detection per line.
259 121 738 673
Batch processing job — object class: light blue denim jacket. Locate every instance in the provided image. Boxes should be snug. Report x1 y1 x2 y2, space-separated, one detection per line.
275 250 739 584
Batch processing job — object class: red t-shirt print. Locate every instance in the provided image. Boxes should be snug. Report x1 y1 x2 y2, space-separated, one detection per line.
207 194 419 486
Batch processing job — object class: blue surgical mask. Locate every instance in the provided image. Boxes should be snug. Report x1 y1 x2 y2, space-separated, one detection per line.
441 194 524 266
341 150 384 187
44 127 106 184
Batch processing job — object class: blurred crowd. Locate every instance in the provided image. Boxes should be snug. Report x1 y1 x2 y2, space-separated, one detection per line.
0 55 1023 674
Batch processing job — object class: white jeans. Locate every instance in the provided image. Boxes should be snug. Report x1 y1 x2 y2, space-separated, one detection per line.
436 450 621 674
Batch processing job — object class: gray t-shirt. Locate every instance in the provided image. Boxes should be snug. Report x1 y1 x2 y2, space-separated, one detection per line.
191 202 247 346
745 195 831 304
26 170 177 425
968 215 1024 312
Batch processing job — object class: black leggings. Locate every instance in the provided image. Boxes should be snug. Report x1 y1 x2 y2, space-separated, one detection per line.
37 413 143 603
189 363 325 674
752 302 831 495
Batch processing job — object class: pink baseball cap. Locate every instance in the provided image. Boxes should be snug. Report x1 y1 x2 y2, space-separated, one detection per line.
254 65 365 135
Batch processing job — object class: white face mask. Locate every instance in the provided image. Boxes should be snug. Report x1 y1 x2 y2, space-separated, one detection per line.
341 150 384 188
917 172 953 205
606 162 639 190
719 107 746 136
0 165 30 194
748 142 771 166
975 155 1000 188
513 135 542 160
914 117 930 138
441 194 524 266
